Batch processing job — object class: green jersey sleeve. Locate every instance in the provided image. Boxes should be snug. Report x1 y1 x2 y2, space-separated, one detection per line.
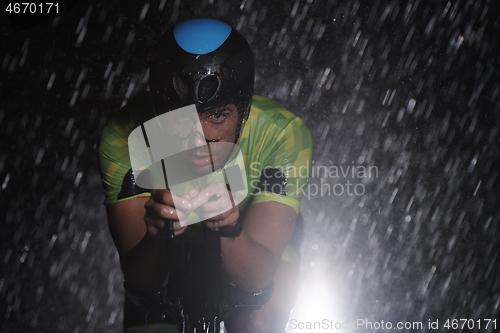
98 94 155 205
239 96 313 214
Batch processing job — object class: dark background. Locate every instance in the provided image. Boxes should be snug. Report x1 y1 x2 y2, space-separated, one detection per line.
1 0 499 332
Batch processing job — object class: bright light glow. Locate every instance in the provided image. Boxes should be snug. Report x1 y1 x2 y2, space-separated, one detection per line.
287 263 345 332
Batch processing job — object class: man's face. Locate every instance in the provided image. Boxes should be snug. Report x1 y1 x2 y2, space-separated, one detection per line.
199 104 240 143
171 104 240 175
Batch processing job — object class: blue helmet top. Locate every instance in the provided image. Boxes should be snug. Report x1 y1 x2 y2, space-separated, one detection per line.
174 18 232 54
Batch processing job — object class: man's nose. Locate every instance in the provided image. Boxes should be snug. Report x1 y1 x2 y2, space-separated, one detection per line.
188 119 207 148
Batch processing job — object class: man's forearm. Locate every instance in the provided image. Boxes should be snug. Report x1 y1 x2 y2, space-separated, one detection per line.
220 231 278 292
122 232 169 293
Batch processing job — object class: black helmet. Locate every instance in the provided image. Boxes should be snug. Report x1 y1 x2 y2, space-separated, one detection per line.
149 18 254 135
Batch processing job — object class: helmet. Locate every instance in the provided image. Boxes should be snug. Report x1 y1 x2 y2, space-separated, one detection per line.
149 18 254 137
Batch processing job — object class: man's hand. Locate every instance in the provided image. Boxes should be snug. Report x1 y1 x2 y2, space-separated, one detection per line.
144 189 193 237
187 183 240 230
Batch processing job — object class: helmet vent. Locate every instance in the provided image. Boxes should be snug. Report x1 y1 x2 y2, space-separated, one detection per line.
198 75 219 103
173 72 191 101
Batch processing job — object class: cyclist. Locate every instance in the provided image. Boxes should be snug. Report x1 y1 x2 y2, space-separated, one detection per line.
98 18 313 333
